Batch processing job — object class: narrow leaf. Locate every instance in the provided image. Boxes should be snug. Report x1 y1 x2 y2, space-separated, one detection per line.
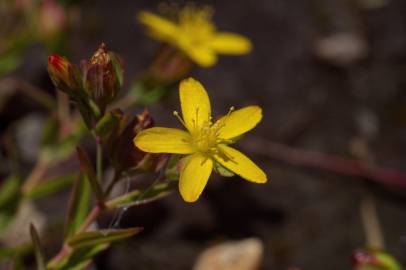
64 173 91 239
0 175 22 231
48 243 109 270
67 228 142 249
29 224 46 270
105 182 173 209
23 173 76 201
0 175 21 208
76 147 103 202
0 243 32 259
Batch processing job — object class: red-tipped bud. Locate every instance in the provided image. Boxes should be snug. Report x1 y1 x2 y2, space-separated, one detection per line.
48 54 79 94
83 43 123 113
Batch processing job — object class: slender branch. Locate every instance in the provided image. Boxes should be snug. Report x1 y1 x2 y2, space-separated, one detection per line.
77 204 103 233
21 159 50 195
360 196 384 249
47 244 72 268
48 205 103 267
241 137 406 188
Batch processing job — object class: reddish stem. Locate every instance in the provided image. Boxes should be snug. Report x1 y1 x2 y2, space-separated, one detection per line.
242 137 406 188
48 204 104 266
77 204 103 233
21 159 50 194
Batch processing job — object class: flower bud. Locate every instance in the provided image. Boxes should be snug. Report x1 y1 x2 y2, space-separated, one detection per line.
47 54 80 94
83 43 123 113
112 110 158 173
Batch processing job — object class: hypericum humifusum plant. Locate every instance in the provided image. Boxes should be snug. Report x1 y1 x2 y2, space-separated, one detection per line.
134 77 267 202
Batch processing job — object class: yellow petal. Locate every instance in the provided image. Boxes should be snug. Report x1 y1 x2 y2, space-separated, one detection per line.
179 153 213 202
134 127 194 154
214 145 267 183
209 32 253 55
217 106 262 139
183 44 218 67
137 11 178 43
179 78 212 133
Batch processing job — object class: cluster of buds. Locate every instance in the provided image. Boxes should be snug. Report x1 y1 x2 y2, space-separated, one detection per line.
48 45 163 175
351 249 401 270
48 43 123 126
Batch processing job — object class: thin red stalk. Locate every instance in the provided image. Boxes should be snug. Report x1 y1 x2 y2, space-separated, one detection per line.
242 137 406 188
77 204 103 233
21 159 50 194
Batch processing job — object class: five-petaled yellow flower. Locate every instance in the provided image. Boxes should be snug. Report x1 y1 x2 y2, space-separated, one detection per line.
134 78 267 202
137 5 252 67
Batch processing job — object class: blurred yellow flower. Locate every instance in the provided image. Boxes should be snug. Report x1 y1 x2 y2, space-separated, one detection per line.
137 5 253 67
134 78 267 202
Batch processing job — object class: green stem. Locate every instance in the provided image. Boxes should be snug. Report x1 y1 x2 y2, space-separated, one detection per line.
95 136 103 186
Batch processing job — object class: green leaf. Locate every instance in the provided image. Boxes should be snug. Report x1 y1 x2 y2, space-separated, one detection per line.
76 147 103 202
23 173 76 201
105 182 173 209
67 228 142 249
375 252 402 270
0 175 21 208
355 249 403 270
0 243 32 260
64 173 91 239
29 224 46 270
0 175 22 231
48 243 109 270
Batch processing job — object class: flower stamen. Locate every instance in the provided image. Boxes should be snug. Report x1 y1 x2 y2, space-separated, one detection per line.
173 111 188 129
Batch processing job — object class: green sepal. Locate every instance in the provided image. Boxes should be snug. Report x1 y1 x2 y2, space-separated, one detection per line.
214 162 235 177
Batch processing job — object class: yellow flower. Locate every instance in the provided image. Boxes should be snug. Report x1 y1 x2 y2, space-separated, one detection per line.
137 5 252 67
134 78 267 202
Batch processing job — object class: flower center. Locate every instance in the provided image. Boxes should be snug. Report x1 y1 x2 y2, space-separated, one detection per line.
192 121 220 153
173 107 235 155
178 6 215 45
